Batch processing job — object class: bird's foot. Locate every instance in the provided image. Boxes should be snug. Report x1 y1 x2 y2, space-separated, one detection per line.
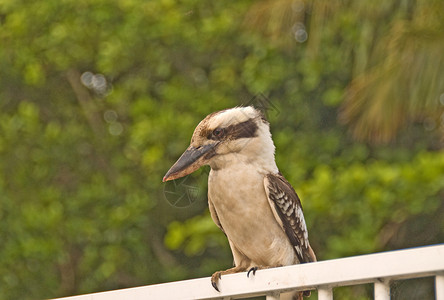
211 266 246 292
247 266 258 277
247 265 267 278
211 272 222 292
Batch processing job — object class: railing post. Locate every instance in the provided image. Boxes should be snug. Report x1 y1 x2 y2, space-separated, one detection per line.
266 291 280 300
436 273 444 300
318 287 333 300
374 280 390 300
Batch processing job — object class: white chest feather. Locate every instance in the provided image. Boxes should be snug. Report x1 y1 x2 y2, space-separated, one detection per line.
208 162 296 267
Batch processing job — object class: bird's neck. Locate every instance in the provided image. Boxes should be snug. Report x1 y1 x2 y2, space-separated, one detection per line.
209 136 279 174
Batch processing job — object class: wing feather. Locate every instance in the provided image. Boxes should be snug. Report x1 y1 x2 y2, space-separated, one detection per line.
264 173 316 263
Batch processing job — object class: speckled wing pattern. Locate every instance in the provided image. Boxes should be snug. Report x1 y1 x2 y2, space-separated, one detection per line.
264 173 315 264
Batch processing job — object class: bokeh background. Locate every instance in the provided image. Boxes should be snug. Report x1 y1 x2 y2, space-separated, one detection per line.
1 0 443 299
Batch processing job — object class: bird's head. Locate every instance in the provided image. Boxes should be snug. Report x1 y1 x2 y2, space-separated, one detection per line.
163 106 277 182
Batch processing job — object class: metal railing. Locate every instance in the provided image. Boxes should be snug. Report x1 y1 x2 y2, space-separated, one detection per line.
55 244 444 300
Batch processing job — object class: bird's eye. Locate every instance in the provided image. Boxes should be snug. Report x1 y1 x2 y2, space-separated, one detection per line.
212 128 224 139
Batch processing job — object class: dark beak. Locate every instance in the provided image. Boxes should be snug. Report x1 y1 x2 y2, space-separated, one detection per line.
163 143 217 182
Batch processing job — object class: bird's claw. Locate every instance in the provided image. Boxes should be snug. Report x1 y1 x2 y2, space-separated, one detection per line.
211 280 220 292
247 266 258 278
211 272 222 292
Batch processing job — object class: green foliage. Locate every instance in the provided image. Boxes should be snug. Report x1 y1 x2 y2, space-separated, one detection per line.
165 214 227 257
302 151 444 259
0 0 443 299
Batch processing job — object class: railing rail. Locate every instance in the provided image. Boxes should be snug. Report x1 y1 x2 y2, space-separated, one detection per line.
55 244 444 300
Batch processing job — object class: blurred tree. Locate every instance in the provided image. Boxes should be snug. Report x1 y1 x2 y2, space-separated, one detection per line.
245 0 444 144
340 0 444 144
0 0 442 299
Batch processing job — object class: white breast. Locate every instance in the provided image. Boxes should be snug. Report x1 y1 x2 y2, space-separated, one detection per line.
208 161 297 267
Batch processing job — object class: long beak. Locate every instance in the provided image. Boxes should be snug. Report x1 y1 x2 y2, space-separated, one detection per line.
163 143 217 182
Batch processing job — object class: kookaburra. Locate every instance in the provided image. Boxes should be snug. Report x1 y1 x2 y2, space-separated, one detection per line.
163 106 316 297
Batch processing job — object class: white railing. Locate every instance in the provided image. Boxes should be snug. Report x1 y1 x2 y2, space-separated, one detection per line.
56 244 444 300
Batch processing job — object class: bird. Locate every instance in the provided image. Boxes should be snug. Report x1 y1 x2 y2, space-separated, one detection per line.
163 106 316 298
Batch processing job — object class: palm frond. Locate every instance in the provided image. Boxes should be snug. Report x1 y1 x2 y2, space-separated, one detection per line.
340 2 444 143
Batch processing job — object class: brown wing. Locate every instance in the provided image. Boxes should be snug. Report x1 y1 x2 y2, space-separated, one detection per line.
264 173 316 263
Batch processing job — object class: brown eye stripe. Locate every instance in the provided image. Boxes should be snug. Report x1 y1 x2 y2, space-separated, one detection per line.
200 118 259 141
225 119 258 140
